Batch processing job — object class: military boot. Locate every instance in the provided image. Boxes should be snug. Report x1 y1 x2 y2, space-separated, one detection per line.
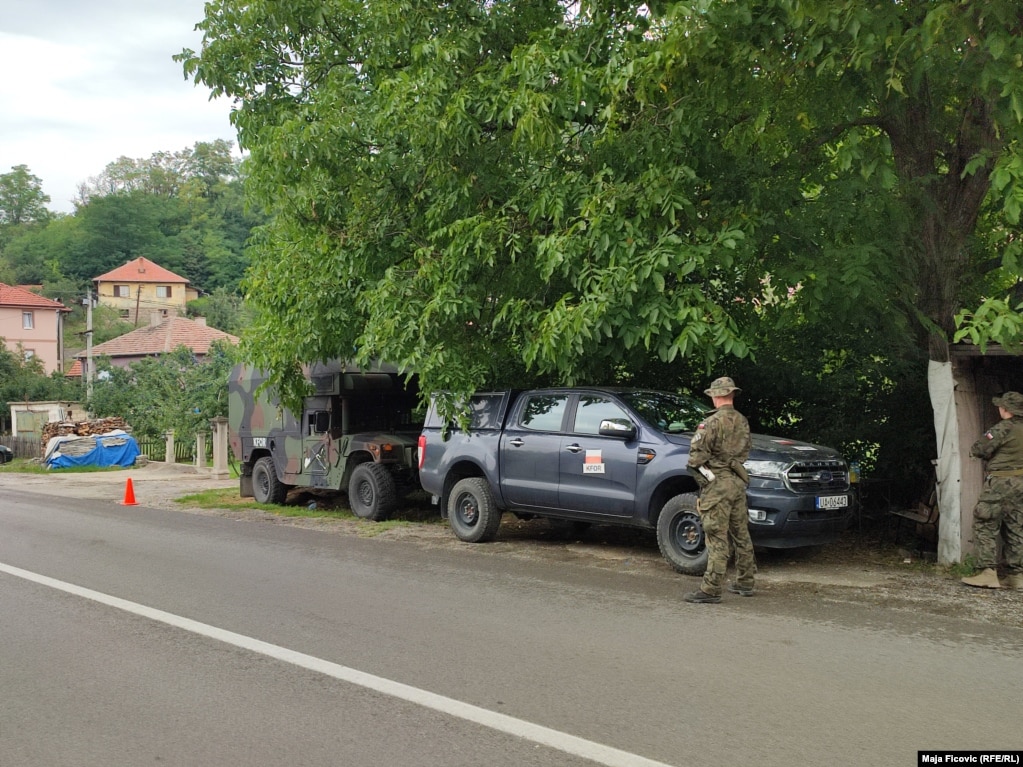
1001 573 1023 589
961 568 1002 589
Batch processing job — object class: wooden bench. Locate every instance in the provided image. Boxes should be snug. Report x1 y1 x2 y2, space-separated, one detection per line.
888 485 938 545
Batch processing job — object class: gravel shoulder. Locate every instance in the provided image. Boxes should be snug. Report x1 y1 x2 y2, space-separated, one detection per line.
3 461 1022 630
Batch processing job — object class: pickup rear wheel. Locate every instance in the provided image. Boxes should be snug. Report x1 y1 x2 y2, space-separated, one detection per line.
349 462 398 521
656 493 708 575
253 456 288 505
448 478 502 543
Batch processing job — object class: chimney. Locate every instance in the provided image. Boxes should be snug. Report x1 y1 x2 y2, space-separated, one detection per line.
150 311 163 327
195 317 207 327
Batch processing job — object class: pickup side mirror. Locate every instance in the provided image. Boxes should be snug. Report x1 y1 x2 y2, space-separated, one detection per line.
599 418 636 440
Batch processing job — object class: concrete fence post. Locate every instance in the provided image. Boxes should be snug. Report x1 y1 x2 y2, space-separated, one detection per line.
195 432 207 470
210 417 229 479
164 430 175 464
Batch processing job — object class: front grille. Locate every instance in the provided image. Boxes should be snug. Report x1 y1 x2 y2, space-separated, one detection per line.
786 460 848 494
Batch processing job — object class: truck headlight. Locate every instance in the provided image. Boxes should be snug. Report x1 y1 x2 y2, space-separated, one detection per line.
744 460 789 479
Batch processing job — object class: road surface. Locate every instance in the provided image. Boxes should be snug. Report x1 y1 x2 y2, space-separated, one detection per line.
1 482 1022 766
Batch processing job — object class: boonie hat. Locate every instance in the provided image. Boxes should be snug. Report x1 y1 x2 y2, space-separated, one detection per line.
705 376 740 397
993 391 1023 416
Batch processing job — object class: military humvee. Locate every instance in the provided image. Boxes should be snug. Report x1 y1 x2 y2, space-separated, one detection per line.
228 361 422 520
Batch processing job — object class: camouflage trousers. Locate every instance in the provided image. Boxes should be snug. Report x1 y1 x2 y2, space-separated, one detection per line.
699 474 757 596
973 475 1023 573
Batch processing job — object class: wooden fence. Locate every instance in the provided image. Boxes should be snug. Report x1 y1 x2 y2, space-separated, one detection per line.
136 435 215 463
1 432 215 464
0 434 43 460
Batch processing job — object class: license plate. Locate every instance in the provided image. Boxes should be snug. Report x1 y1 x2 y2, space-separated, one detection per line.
816 495 848 510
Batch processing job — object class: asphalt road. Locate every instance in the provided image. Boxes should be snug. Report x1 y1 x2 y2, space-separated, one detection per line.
2 481 1022 766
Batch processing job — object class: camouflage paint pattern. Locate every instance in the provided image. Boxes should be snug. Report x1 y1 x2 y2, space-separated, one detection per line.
969 415 1023 572
228 362 421 498
971 476 1023 571
688 404 756 596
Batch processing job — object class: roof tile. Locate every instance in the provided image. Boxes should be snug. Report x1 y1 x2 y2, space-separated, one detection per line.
82 316 239 359
93 257 191 285
0 282 69 310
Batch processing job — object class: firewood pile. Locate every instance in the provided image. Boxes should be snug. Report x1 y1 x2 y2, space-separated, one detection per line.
42 417 130 448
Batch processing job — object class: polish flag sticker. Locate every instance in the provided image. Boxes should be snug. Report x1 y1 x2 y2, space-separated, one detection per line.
583 449 605 474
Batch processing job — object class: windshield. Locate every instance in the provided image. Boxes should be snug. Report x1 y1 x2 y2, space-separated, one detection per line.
618 391 709 434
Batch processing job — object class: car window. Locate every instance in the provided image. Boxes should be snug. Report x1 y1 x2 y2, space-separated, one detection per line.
467 394 506 429
573 395 628 435
519 394 569 432
619 391 709 433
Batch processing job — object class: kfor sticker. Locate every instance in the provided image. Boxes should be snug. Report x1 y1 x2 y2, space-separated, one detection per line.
583 450 605 474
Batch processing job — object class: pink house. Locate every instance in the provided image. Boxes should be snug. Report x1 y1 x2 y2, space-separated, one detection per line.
0 283 70 374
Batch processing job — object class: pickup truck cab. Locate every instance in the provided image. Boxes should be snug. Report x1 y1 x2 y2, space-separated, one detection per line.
418 388 852 574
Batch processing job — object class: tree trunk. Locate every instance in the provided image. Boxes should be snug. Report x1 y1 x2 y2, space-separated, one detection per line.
882 91 999 562
883 92 996 362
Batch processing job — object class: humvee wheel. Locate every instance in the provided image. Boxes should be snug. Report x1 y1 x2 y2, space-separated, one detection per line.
253 456 288 505
349 462 398 521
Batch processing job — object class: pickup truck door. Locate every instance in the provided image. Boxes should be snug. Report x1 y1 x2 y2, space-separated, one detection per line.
557 394 638 516
499 393 568 510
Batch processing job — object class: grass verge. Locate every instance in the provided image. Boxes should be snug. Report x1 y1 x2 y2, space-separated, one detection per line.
0 458 129 475
172 488 437 537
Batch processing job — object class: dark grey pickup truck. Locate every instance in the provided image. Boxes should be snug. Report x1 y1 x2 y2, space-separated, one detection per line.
417 388 852 574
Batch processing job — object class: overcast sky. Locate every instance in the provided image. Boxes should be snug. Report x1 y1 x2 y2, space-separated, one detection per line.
1 0 236 213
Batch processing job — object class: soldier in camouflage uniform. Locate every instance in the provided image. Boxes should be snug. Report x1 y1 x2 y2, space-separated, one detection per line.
684 377 757 603
961 391 1023 590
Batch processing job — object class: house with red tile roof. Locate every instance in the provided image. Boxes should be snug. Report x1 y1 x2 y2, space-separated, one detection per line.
93 257 200 324
73 314 239 380
0 282 71 374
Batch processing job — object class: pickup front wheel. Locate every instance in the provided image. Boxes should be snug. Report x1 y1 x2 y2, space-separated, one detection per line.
448 478 503 543
656 493 708 575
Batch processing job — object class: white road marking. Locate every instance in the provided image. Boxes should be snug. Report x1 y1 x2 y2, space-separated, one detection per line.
0 561 677 767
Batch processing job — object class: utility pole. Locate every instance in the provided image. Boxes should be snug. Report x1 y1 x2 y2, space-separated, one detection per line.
84 290 94 402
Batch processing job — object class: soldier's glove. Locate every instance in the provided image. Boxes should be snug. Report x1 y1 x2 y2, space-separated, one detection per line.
689 466 711 488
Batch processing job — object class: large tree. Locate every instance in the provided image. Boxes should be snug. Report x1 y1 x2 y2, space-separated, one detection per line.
0 165 51 228
76 140 240 205
180 1 1023 414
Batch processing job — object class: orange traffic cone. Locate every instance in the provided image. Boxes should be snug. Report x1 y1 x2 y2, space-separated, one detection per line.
120 477 138 506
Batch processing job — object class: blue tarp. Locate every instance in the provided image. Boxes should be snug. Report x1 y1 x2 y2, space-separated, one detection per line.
45 431 140 470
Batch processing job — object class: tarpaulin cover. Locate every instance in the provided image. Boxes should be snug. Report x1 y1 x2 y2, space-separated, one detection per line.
928 360 960 565
44 430 140 470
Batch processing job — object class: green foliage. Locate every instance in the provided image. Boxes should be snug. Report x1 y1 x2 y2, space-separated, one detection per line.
182 0 762 410
62 192 191 280
0 165 51 228
0 345 82 422
87 341 237 439
186 287 252 334
179 0 1023 421
1 214 80 284
78 140 240 202
0 143 258 299
954 296 1023 352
